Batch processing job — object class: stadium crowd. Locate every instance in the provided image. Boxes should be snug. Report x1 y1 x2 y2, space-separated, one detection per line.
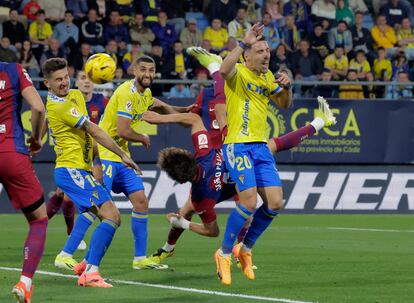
0 0 413 99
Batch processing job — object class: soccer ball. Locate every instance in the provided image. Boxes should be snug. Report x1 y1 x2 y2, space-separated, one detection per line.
84 53 116 84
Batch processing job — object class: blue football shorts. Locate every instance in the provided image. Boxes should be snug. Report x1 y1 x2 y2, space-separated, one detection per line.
55 167 112 212
101 160 144 197
223 142 282 192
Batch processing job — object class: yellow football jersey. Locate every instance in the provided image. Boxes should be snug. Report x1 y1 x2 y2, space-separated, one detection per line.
98 80 154 162
46 89 93 171
224 63 281 144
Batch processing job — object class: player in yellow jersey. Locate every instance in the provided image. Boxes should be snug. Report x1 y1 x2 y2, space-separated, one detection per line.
97 55 192 270
43 58 139 288
215 23 293 285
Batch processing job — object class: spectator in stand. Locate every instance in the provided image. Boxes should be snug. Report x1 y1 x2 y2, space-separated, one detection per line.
66 0 88 19
324 45 349 80
380 0 408 28
167 40 193 79
336 0 354 26
201 39 213 53
23 0 41 21
114 67 125 88
264 0 284 26
311 0 336 30
161 0 187 36
284 0 313 33
386 71 413 99
208 0 239 25
371 15 397 57
242 0 262 24
18 40 40 78
38 0 66 24
346 0 368 14
350 11 374 61
80 8 105 53
270 44 293 75
328 20 353 54
262 12 280 50
0 37 18 62
203 18 228 53
111 0 136 21
349 50 371 81
52 10 79 58
129 13 155 54
88 0 110 20
219 37 239 59
374 46 392 80
40 38 66 67
71 42 92 71
123 41 144 74
2 9 25 51
292 39 323 97
391 52 409 79
180 19 203 49
105 39 123 66
280 14 301 52
104 10 130 45
309 23 329 59
339 69 364 99
364 71 377 99
169 83 191 98
228 7 252 42
313 68 338 98
373 47 392 97
397 17 414 60
29 9 53 62
190 69 208 97
151 10 177 57
139 0 162 22
149 43 169 79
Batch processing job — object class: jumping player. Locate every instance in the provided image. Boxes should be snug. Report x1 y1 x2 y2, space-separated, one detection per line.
43 57 139 288
0 62 47 303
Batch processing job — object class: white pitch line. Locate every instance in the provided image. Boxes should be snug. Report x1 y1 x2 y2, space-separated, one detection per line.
328 227 414 233
0 266 317 303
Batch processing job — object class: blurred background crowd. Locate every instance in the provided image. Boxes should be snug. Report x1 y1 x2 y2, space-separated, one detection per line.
0 0 413 99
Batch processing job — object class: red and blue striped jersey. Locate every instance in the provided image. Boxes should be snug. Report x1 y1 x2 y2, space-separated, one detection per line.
0 62 34 154
86 93 108 124
191 86 225 150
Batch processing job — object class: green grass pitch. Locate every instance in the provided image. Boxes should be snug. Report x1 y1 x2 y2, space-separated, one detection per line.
0 214 413 303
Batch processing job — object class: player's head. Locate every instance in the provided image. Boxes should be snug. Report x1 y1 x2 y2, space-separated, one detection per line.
42 57 70 97
244 38 270 74
133 55 156 90
76 70 94 94
157 147 198 184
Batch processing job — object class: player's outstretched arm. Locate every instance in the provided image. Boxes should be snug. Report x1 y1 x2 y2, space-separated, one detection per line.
22 86 46 155
81 120 142 174
150 98 194 114
142 112 206 134
167 213 220 237
220 23 264 80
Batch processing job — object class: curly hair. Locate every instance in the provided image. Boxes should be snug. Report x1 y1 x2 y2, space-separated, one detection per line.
157 147 198 184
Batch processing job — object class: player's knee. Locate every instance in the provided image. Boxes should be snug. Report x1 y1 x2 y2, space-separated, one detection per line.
131 195 148 212
268 195 284 211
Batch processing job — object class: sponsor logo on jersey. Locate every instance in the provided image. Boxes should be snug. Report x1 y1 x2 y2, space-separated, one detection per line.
198 133 208 149
70 107 80 117
126 101 132 112
0 124 5 133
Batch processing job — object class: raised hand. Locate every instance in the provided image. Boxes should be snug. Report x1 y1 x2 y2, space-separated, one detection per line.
243 23 265 46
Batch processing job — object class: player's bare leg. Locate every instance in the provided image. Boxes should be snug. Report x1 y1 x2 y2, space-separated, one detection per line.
12 202 48 303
